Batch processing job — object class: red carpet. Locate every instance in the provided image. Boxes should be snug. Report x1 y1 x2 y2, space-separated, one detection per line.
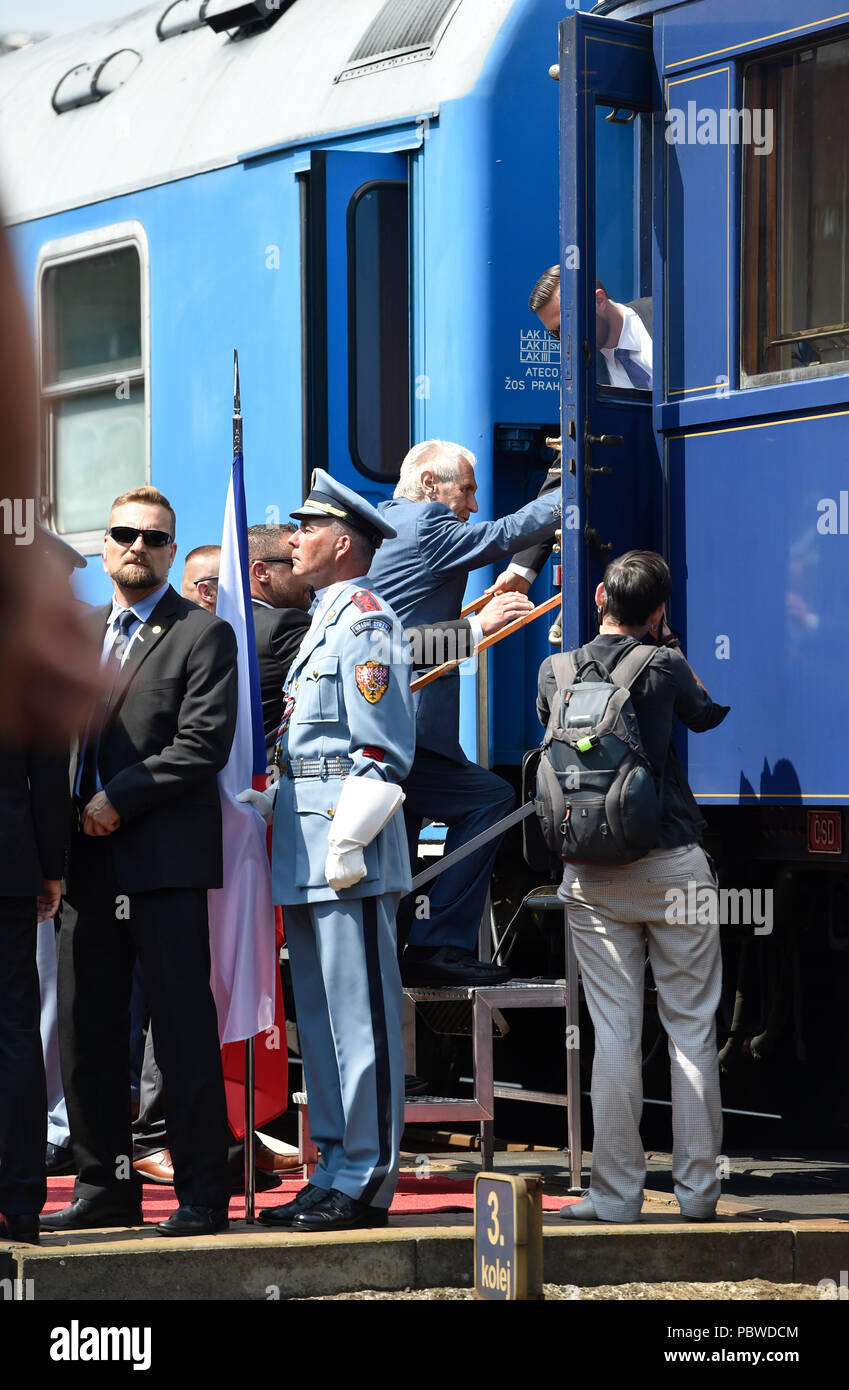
43 1173 576 1220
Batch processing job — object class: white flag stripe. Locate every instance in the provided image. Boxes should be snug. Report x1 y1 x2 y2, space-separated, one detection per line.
206 463 276 1044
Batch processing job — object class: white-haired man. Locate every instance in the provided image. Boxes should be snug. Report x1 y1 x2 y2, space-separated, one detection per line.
367 440 560 987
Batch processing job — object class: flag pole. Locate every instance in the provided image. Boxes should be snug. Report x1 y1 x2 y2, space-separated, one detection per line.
234 349 257 1223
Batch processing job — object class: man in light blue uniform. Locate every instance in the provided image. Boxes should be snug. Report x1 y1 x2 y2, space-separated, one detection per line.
367 440 561 988
241 471 415 1233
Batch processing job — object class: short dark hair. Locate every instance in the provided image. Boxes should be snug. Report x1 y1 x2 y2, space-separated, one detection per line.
247 522 296 563
601 550 671 626
329 520 376 571
529 265 560 313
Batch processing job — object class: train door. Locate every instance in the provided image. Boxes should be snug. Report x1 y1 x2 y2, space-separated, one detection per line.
302 150 410 506
557 12 658 647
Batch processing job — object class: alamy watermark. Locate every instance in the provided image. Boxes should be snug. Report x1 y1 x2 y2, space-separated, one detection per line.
665 102 773 156
665 881 773 935
0 497 35 545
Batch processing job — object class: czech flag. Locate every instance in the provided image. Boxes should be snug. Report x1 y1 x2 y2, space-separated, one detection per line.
208 426 287 1133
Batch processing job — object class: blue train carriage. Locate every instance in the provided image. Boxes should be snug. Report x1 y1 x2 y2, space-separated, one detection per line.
0 0 582 772
559 0 849 1131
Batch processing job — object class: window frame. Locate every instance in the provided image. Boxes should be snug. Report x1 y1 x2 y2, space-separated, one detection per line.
345 178 411 483
35 220 151 554
740 34 849 390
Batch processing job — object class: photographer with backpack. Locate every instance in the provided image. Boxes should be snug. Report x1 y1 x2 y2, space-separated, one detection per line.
536 551 729 1223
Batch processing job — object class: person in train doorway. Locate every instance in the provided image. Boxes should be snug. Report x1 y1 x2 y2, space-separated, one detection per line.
367 439 561 988
491 266 655 642
537 550 729 1223
528 264 653 389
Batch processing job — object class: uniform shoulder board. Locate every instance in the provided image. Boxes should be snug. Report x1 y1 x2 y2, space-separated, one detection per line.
351 589 381 613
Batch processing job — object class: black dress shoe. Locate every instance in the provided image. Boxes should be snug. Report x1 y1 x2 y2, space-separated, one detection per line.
291 1188 389 1232
45 1142 76 1176
0 1213 40 1244
40 1196 143 1231
156 1205 229 1237
401 946 512 988
257 1183 328 1228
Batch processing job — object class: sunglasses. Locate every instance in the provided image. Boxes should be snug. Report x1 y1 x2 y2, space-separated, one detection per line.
548 326 560 341
193 576 219 587
256 557 294 567
107 526 173 548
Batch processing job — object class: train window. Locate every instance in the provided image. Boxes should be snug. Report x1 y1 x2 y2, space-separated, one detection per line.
347 181 410 481
743 36 849 384
594 105 653 395
38 232 148 546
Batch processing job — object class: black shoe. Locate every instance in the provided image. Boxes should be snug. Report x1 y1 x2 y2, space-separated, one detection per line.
401 946 512 988
45 1142 76 1176
291 1188 389 1233
40 1195 143 1231
0 1213 40 1244
257 1182 328 1228
156 1205 229 1237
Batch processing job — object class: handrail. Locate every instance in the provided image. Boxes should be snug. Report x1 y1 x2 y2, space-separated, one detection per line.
410 593 561 692
459 592 492 619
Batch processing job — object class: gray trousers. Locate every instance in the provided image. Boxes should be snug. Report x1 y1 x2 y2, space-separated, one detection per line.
560 842 723 1220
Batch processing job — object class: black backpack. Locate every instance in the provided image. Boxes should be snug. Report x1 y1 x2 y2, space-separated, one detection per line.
535 642 663 863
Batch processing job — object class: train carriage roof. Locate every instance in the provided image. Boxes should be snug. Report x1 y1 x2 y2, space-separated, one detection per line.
0 0 518 224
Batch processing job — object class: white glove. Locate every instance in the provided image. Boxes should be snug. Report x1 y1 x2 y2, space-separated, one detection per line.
236 783 278 825
325 778 405 891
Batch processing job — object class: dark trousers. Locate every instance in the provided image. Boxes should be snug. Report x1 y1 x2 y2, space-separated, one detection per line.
132 1027 243 1171
58 834 231 1210
0 897 47 1216
402 749 515 954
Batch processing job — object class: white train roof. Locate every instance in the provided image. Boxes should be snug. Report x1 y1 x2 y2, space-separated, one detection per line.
0 0 519 224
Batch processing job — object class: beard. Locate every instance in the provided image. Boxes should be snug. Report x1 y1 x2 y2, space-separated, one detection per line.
114 561 157 588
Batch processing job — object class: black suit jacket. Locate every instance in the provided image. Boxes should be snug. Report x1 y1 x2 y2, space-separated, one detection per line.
0 747 70 897
72 585 238 894
251 600 311 762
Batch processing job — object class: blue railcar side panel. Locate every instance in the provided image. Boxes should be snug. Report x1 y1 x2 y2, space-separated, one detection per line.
10 159 303 606
669 409 849 804
661 0 849 73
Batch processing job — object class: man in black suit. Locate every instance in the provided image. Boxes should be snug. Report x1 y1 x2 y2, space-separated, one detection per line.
0 747 69 1244
44 486 237 1238
247 524 311 765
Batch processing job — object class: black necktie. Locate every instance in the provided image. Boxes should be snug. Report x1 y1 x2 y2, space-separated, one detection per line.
78 610 135 805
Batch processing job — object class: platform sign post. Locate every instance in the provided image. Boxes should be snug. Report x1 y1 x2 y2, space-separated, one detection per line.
474 1173 544 1301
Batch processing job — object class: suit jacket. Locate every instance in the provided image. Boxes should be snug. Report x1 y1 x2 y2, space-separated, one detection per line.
271 583 416 906
0 747 70 897
367 494 560 759
71 585 238 894
251 599 311 763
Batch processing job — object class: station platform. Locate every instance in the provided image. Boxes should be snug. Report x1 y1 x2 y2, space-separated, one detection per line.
3 1149 847 1301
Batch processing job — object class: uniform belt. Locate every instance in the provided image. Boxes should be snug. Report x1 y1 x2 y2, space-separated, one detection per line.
286 757 354 779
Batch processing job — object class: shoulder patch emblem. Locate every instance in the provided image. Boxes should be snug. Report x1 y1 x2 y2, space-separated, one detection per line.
350 616 392 637
355 660 390 704
351 589 381 613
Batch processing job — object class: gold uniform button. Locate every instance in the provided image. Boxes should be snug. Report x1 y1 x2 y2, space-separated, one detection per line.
327 807 335 818
313 669 319 677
